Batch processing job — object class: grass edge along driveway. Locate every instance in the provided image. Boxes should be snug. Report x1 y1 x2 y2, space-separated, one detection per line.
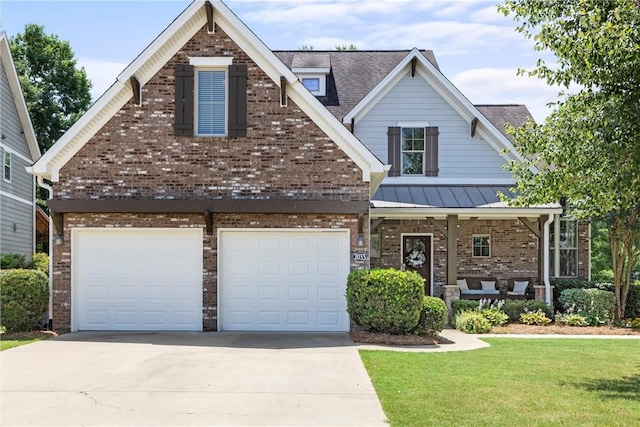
360 338 640 427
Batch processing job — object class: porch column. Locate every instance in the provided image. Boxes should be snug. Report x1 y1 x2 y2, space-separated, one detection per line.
446 214 458 285
538 215 545 285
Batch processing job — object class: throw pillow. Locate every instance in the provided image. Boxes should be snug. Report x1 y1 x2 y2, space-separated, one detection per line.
513 280 529 295
456 278 469 290
480 280 496 291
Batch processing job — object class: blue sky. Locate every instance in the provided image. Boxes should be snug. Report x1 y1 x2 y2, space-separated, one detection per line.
1 0 563 122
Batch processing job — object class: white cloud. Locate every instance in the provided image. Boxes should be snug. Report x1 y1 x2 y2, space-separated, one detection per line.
451 68 562 122
470 5 507 23
77 58 128 101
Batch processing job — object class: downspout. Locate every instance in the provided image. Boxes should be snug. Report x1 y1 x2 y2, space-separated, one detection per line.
37 176 54 330
543 213 555 305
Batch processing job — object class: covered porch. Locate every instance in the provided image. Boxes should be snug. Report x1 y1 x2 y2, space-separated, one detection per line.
368 184 562 311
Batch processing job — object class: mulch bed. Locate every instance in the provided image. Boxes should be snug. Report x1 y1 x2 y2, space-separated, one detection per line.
0 331 57 340
351 323 640 346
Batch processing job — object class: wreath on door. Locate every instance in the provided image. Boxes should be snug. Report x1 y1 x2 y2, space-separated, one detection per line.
405 249 426 268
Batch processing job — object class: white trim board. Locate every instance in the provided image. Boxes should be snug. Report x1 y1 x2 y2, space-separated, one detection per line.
0 190 34 206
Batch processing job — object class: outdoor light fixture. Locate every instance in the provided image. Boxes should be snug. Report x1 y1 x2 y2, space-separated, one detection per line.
55 234 64 245
357 214 365 247
12 222 17 231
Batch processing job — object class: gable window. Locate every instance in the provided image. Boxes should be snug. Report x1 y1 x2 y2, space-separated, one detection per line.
388 124 439 177
551 217 578 277
196 69 226 136
174 58 247 138
473 234 490 258
3 150 10 182
401 127 425 175
301 77 320 92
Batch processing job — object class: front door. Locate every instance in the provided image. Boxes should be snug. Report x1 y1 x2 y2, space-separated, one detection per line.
402 235 432 295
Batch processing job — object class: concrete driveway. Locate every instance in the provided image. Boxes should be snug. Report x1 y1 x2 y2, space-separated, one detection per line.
1 332 387 426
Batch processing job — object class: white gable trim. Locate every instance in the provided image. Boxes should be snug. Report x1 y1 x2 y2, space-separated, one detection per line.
29 0 385 189
343 48 529 168
0 33 41 161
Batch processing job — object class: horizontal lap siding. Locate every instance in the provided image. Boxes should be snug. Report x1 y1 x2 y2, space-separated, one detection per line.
0 62 32 159
0 155 34 201
355 73 511 179
0 194 33 255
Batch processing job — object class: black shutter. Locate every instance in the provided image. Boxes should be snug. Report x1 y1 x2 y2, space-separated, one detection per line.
228 64 248 137
387 126 401 177
174 64 194 136
425 126 439 177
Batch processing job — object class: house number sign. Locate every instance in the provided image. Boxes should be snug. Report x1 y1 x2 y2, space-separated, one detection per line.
353 252 368 262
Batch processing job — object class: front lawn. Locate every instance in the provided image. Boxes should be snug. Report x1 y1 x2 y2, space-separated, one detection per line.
0 331 54 351
360 339 640 426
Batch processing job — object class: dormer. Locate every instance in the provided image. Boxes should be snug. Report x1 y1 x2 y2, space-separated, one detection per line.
291 52 330 96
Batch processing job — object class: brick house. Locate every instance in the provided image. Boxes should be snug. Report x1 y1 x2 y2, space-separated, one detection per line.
29 0 588 333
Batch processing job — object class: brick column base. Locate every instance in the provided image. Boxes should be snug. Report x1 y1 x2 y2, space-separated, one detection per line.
534 285 554 303
443 285 460 323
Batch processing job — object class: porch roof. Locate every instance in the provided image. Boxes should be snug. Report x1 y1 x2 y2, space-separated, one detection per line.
370 185 561 218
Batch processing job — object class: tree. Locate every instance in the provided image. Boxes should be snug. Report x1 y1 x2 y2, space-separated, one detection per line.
499 0 640 321
10 24 92 153
335 44 357 51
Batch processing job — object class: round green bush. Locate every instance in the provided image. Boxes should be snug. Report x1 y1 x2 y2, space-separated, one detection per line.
453 310 492 334
346 268 424 334
413 296 447 338
0 269 49 332
32 253 49 275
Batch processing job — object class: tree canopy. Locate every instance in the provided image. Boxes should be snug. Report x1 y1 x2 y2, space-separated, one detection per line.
10 24 92 153
499 0 640 321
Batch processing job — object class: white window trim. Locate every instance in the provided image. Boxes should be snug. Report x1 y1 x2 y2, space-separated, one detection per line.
552 216 579 278
3 150 11 183
194 67 228 137
400 126 426 176
189 56 234 67
397 121 429 128
296 73 326 96
472 234 491 258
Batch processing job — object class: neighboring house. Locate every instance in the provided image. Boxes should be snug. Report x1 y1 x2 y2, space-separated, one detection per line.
0 32 40 259
28 0 588 334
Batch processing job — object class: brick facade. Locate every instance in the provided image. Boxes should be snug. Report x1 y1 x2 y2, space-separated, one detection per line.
50 24 369 332
370 218 589 298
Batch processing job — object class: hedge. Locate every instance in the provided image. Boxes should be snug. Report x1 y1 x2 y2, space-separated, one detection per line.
0 269 49 332
552 279 639 318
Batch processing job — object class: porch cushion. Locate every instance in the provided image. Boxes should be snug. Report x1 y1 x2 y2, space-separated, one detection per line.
480 280 496 291
456 279 469 290
461 289 499 295
512 280 529 295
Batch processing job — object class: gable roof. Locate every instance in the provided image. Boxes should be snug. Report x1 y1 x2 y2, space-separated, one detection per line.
28 0 387 190
0 32 41 161
475 104 533 143
274 50 439 120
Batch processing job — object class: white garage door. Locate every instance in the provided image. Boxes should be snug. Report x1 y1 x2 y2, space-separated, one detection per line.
219 230 350 331
73 229 203 331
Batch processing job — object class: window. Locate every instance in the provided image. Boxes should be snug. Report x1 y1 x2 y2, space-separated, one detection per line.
401 127 425 175
551 218 578 277
196 70 226 136
473 235 490 258
3 150 10 182
301 78 320 92
387 125 438 177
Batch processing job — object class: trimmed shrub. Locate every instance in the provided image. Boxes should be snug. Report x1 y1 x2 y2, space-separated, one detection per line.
32 253 49 275
625 284 640 319
559 288 614 325
520 309 551 326
413 296 447 338
551 279 640 318
503 300 553 321
451 299 479 318
453 310 492 334
1 253 31 269
346 268 423 334
0 269 49 332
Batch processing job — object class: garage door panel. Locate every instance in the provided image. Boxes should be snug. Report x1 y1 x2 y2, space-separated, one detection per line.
74 229 202 331
220 230 349 331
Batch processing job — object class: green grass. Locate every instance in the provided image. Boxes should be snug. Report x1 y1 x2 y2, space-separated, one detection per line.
0 332 52 351
360 339 640 427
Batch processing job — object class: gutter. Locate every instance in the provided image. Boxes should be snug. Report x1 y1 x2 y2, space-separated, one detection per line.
37 176 54 330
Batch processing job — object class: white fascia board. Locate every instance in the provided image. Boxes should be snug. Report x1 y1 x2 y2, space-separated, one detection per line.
370 206 563 220
0 35 41 161
292 67 330 74
382 177 516 186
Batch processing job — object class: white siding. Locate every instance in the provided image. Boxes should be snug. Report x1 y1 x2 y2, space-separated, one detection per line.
0 54 35 257
355 71 512 180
